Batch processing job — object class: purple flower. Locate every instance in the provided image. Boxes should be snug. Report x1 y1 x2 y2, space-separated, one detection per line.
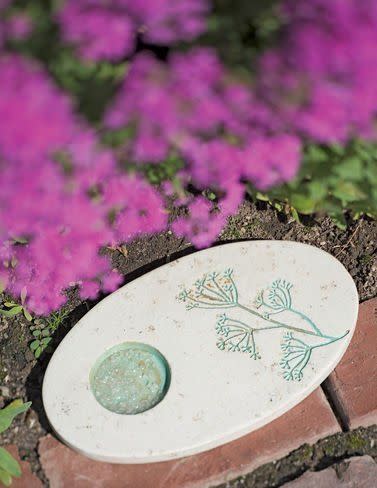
257 0 377 142
128 0 209 45
5 13 33 40
106 47 303 252
0 54 168 314
180 138 243 191
57 2 135 61
0 55 77 164
0 3 33 50
57 0 209 61
172 197 225 249
2 0 376 314
242 135 302 190
103 175 168 242
105 49 254 164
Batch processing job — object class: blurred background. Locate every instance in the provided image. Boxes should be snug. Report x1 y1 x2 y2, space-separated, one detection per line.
0 0 376 311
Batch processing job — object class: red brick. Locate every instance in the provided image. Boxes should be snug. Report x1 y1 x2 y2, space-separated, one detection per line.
39 388 339 488
3 445 42 488
325 298 377 429
281 455 377 488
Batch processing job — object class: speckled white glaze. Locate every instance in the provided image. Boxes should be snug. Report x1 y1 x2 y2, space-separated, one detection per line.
42 241 358 463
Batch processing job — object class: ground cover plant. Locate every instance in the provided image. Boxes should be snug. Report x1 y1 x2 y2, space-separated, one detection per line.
0 400 31 486
0 0 376 317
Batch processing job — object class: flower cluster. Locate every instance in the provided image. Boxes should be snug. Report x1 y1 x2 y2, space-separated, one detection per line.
1 0 376 314
0 55 167 314
57 0 209 61
0 2 32 50
0 55 76 164
104 0 377 247
105 48 302 246
105 49 252 164
257 0 377 142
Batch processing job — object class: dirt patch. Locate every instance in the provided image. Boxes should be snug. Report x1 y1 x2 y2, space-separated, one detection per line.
0 200 376 485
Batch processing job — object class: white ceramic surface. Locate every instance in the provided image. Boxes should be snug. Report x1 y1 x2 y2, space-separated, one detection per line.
42 241 358 463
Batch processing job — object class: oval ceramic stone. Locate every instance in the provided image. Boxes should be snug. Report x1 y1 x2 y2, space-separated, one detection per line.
42 241 358 463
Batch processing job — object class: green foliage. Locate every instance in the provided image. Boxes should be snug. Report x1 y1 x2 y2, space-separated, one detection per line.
0 400 31 486
248 140 377 228
138 152 185 185
0 289 32 322
202 0 281 70
11 0 126 123
50 53 126 122
29 309 69 358
101 126 135 148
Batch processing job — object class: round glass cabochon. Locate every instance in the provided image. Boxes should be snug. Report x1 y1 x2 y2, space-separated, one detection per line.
89 342 170 415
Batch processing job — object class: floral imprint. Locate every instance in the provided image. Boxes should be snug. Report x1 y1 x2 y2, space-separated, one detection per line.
177 269 349 381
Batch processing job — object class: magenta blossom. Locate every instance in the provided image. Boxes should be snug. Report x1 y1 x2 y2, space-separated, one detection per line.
0 3 32 49
257 0 377 142
105 48 254 163
172 197 226 249
5 13 33 40
0 55 77 164
0 55 168 314
57 0 209 61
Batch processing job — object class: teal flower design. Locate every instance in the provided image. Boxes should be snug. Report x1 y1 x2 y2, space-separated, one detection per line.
280 332 312 381
177 269 238 309
177 269 349 382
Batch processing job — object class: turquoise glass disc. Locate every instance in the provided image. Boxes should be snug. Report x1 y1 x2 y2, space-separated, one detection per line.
90 342 169 415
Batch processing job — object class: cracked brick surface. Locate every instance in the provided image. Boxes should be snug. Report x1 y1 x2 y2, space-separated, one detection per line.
281 455 377 488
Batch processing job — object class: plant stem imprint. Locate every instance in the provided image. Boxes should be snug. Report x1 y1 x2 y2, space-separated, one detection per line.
177 270 349 381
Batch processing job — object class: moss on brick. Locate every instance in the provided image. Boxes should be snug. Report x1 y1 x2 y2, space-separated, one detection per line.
217 426 377 488
345 431 369 452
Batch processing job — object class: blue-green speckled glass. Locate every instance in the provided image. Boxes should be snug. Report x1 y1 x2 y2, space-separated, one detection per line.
90 342 170 415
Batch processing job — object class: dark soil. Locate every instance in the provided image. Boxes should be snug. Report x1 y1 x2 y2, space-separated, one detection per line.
0 200 376 486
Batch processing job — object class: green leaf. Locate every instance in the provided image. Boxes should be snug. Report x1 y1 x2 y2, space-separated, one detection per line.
3 303 17 308
290 194 316 214
0 447 21 478
334 157 363 181
0 400 31 434
30 340 40 352
32 330 41 337
332 182 366 203
0 306 23 317
330 212 347 230
328 143 345 156
306 145 328 163
41 337 51 346
291 207 300 223
307 180 327 201
23 309 33 322
0 467 12 487
35 348 42 359
42 329 50 337
255 192 269 202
